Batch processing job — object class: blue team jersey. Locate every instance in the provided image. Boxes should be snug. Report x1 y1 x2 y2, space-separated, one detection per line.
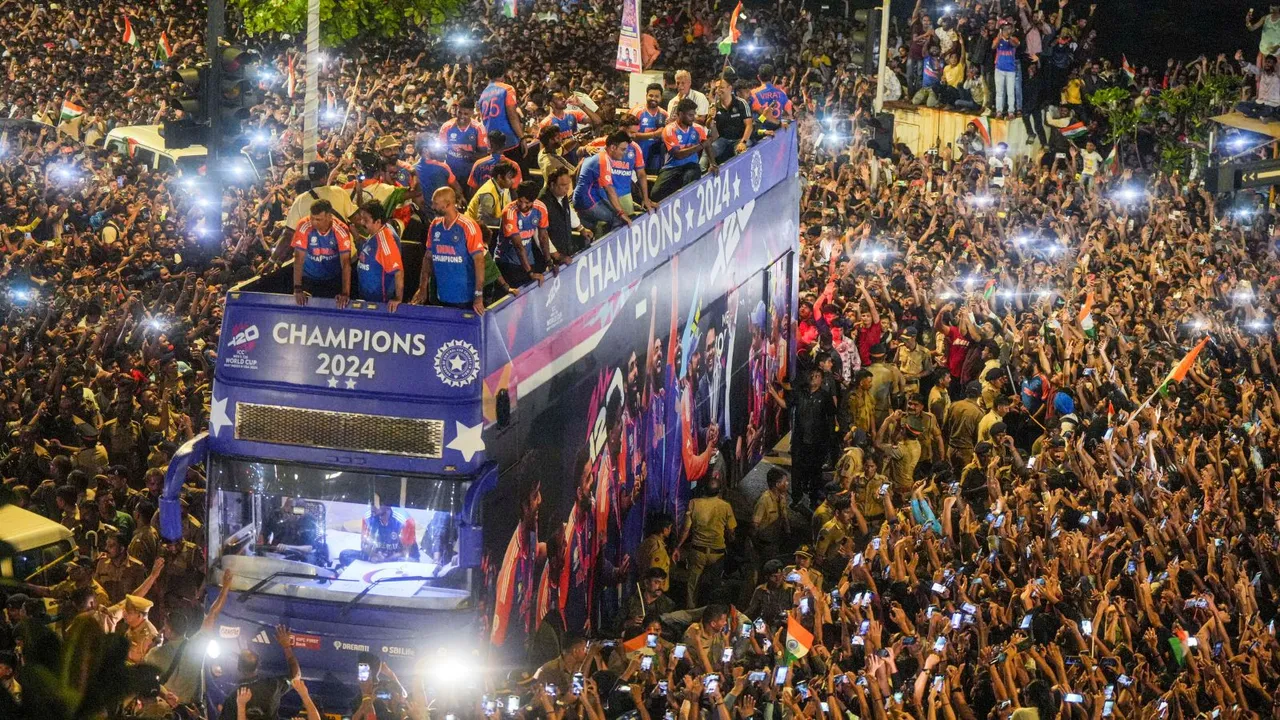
440 119 487 179
606 142 644 198
468 154 524 190
415 158 456 202
631 105 668 159
573 153 613 212
498 201 549 266
291 218 353 281
426 214 486 304
356 225 404 302
750 83 794 128
661 122 709 169
479 81 520 150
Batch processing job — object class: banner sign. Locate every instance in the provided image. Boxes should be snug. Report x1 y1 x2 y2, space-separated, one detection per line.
615 0 643 72
217 295 483 403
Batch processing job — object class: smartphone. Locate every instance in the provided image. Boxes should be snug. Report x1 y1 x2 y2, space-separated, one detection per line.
1117 675 1132 687
878 482 890 497
903 636 916 645
747 671 766 683
1081 620 1093 636
721 647 734 663
933 675 944 692
796 681 810 700
646 633 658 648
950 612 962 629
787 571 802 582
934 636 947 653
640 655 653 671
357 662 370 682
1065 694 1083 704
1105 686 1114 700
658 680 669 695
1104 427 1114 442
740 622 752 638
484 700 496 716
821 702 831 713
1186 636 1199 648
872 537 882 550
962 602 977 614
774 666 788 685
1127 560 1136 574
800 597 811 614
931 582 948 595
859 620 870 635
1026 455 1036 469
830 589 842 609
1103 701 1114 717
572 673 584 696
507 696 520 714
754 618 766 633
673 644 687 659
1021 614 1033 630
705 674 720 695
544 684 557 697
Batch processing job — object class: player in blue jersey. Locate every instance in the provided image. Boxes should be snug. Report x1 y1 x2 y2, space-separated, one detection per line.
573 132 634 232
478 59 523 156
413 187 487 315
652 99 717 202
290 200 352 307
439 97 489 185
351 201 405 311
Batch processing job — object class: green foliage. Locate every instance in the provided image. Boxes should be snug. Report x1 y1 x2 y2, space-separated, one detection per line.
232 0 465 45
1088 86 1142 145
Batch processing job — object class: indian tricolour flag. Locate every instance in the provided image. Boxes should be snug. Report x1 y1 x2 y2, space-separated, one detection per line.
499 0 516 18
717 1 744 55
286 55 298 98
1078 291 1095 338
122 15 139 47
1060 121 1087 142
1121 55 1136 86
59 101 84 123
1157 336 1210 397
156 31 173 61
784 615 812 663
1102 145 1118 177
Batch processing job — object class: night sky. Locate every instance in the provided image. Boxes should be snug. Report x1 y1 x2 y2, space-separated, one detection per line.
1090 0 1254 68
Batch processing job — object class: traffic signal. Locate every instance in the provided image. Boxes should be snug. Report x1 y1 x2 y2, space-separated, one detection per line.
213 46 263 151
165 63 210 150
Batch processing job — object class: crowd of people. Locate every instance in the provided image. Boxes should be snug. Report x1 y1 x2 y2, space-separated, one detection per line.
0 0 1278 717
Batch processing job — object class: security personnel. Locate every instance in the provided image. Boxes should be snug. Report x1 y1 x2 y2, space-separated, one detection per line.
675 476 736 609
783 545 824 594
413 187 487 315
466 160 517 227
351 201 405 309
815 496 856 577
157 537 204 611
26 556 111 610
94 531 146 604
290 199 353 307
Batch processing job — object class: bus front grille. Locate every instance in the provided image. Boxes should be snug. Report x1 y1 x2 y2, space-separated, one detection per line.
234 403 445 459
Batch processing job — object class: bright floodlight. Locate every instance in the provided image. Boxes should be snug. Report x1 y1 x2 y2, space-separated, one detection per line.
322 108 342 123
206 639 222 659
970 195 993 207
1231 136 1251 150
1114 187 1141 202
451 34 473 47
1248 318 1269 332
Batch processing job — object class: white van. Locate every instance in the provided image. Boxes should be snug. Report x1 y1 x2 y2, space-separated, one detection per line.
0 505 75 613
104 124 207 175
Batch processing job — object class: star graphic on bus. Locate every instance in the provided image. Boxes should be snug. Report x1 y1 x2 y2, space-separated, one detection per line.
345 378 357 390
327 376 338 388
447 421 484 462
210 396 232 437
449 355 466 372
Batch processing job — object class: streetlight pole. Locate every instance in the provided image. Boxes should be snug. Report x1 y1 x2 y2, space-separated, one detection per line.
303 0 320 163
873 0 891 114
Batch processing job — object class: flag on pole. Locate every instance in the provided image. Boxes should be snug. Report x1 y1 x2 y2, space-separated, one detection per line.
622 632 650 654
1102 145 1119 177
155 31 173 61
122 15 139 47
717 1 744 55
1060 121 1088 141
1157 336 1210 396
784 615 813 663
286 55 298 98
1078 291 1096 338
982 279 998 301
59 101 84 123
499 0 517 18
1121 55 1136 85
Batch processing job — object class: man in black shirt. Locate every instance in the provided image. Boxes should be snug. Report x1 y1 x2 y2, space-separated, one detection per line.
541 167 593 256
708 79 753 165
219 625 300 720
784 368 835 508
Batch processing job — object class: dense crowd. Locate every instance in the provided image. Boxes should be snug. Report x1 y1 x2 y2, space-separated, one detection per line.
0 0 1278 717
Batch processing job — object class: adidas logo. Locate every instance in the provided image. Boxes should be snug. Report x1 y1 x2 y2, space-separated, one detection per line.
252 630 271 644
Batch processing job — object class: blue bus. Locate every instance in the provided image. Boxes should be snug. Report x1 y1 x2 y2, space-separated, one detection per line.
158 127 800 716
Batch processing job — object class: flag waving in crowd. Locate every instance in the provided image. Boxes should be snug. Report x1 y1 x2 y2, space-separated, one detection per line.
122 14 138 47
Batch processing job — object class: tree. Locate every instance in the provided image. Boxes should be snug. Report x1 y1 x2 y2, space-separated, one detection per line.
232 0 466 46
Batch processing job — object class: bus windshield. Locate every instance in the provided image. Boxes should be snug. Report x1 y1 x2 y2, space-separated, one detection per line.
208 456 473 610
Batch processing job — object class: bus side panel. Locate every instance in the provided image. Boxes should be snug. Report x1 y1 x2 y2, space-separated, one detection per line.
482 178 799 656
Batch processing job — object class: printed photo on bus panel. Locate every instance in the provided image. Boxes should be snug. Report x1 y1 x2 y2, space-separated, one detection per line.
487 254 787 650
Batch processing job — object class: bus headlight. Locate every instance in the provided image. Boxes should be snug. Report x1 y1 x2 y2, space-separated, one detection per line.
206 639 222 658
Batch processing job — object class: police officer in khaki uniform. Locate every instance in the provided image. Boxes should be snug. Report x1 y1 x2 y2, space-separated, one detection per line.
815 497 857 578
94 530 147 604
783 545 824 595
675 476 736 609
157 538 204 612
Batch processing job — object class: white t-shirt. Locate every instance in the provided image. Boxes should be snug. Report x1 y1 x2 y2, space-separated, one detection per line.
668 90 711 119
284 185 360 229
1263 14 1280 55
1081 150 1103 176
988 155 1011 187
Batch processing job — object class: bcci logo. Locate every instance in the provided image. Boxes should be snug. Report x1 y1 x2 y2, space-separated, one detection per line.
750 151 763 193
228 324 259 352
434 339 480 388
